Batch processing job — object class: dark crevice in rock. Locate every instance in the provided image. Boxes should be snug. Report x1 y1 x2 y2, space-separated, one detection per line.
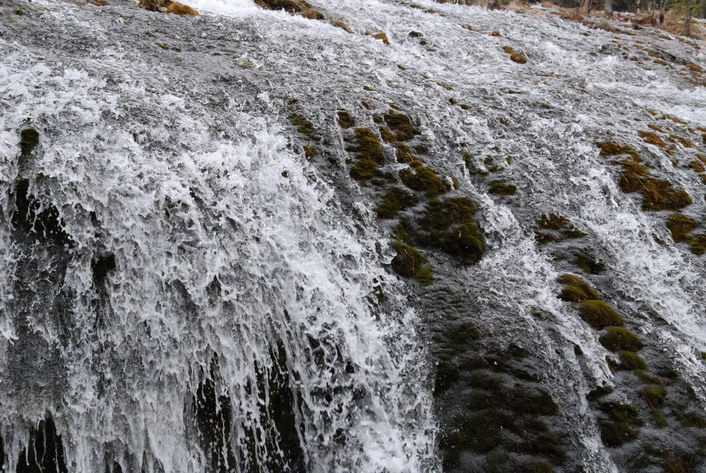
16 417 68 473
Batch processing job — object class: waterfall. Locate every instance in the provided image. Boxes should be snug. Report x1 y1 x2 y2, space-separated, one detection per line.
2 0 706 471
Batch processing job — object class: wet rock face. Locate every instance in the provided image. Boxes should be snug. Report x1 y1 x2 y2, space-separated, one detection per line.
2 0 706 472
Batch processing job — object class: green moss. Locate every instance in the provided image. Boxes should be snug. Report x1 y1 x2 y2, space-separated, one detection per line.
596 141 641 160
506 387 558 416
517 431 565 459
598 402 643 447
587 385 614 401
557 274 601 302
534 214 586 244
20 128 39 158
336 109 354 129
488 180 517 195
690 234 706 255
417 197 486 261
600 327 643 352
303 145 316 158
375 187 418 219
666 213 697 242
574 252 606 274
290 114 315 136
577 300 624 329
618 350 647 370
635 369 661 385
400 165 450 197
442 410 502 454
642 384 667 406
390 241 432 283
383 110 418 141
393 142 417 163
379 126 397 143
617 160 692 211
349 128 384 181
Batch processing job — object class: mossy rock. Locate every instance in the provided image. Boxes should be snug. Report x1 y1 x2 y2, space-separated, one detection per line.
383 110 418 141
442 409 503 454
488 180 517 196
416 197 486 261
557 274 601 302
375 186 418 219
20 128 39 158
336 110 355 129
400 165 450 197
600 327 643 352
638 130 666 147
598 401 643 447
390 241 432 283
577 300 624 329
618 350 647 370
534 214 586 244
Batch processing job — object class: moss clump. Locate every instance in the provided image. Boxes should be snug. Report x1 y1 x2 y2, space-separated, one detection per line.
349 128 384 181
690 234 706 255
400 165 450 197
390 241 432 283
534 214 586 244
372 32 390 45
488 180 517 195
578 300 624 329
510 51 527 64
290 114 315 136
20 128 39 158
598 402 643 447
596 141 641 160
557 274 601 302
383 111 418 141
618 350 647 370
638 130 666 147
392 142 416 163
666 213 697 242
254 0 310 12
617 160 692 211
517 431 565 459
303 145 316 159
642 384 667 406
375 187 418 219
574 252 606 274
417 197 486 261
336 110 355 129
600 327 643 352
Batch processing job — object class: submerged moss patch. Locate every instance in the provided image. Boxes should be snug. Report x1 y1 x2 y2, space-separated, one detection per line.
599 402 643 447
375 187 418 219
557 274 601 302
578 300 624 329
349 128 384 181
383 110 418 141
534 214 586 244
336 109 355 129
400 165 450 197
617 159 692 211
600 327 643 352
390 241 432 283
488 180 517 195
618 350 647 370
416 197 486 261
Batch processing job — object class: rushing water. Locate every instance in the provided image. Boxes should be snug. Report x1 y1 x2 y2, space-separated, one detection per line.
1 0 706 472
